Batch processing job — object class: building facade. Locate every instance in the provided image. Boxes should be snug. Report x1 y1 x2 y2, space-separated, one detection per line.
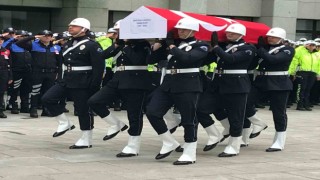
1 0 320 40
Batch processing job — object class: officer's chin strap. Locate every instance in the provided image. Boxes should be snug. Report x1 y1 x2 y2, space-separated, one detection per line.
276 39 283 44
73 28 86 38
235 35 243 42
182 30 194 40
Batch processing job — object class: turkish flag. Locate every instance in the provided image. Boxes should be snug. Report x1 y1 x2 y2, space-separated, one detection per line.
119 6 270 44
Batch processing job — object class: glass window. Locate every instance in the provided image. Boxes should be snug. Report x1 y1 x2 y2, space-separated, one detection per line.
296 19 313 31
0 9 51 33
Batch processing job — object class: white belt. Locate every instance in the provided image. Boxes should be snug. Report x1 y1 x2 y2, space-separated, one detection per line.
63 65 92 71
259 71 288 75
247 70 255 74
199 67 206 71
215 69 247 74
116 65 148 71
166 68 199 74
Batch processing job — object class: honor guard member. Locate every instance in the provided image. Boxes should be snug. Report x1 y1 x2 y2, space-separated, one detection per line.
96 28 121 111
41 18 104 149
145 17 209 165
0 35 13 118
88 20 152 157
197 24 255 157
254 27 294 152
15 30 61 118
4 30 32 114
289 40 319 111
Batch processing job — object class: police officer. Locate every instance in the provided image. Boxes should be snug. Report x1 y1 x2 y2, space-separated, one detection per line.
16 30 61 118
1 27 15 110
254 27 294 152
0 35 13 118
146 17 209 165
197 23 255 157
41 18 104 149
88 20 152 157
4 30 32 114
289 40 319 111
95 28 121 111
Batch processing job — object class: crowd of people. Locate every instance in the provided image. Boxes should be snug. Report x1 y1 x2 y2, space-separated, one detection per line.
0 16 319 165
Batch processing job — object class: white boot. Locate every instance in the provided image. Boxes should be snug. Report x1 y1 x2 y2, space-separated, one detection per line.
164 110 181 133
116 136 140 157
248 114 268 138
53 113 75 137
240 128 252 147
102 113 128 140
266 131 286 152
203 124 223 151
219 118 230 141
218 136 241 157
155 131 181 159
173 142 197 165
69 130 92 149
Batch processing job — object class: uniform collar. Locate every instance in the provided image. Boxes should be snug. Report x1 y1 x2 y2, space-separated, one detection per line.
180 37 196 44
227 39 245 45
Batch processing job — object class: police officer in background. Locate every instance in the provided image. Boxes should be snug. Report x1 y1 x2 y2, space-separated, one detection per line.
1 27 15 110
197 24 255 157
4 30 32 114
88 20 152 157
254 27 294 152
146 17 209 165
16 30 61 118
0 35 13 118
42 18 104 149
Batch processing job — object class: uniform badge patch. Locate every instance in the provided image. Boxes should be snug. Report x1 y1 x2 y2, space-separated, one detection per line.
80 45 86 50
185 46 192 51
200 46 208 52
245 50 252 55
97 48 103 52
283 50 291 55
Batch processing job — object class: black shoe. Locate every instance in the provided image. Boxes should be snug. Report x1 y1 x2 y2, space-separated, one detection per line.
155 146 181 160
114 107 121 111
0 111 7 118
30 108 38 118
250 126 268 139
63 108 69 113
116 152 137 157
103 125 128 141
220 134 230 143
218 152 237 157
69 145 92 149
266 148 281 152
240 144 249 147
169 126 178 134
11 108 19 114
52 125 76 137
296 107 305 111
203 142 219 151
173 160 195 165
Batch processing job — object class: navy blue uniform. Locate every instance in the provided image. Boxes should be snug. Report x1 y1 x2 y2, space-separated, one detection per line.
197 40 255 137
146 37 209 142
254 44 294 131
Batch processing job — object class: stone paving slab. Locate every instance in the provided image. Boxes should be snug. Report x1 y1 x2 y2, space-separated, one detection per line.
0 103 319 180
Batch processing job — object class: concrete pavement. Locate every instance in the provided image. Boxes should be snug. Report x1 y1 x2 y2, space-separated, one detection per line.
0 103 320 180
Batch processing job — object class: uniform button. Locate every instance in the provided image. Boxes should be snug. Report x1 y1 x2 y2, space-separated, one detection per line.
174 61 177 63
68 58 71 60
219 75 221 77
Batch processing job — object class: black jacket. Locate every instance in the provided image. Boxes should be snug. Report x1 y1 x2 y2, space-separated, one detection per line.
4 38 32 72
16 36 61 71
149 37 209 93
104 39 153 90
210 39 255 94
59 36 105 90
254 44 294 91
